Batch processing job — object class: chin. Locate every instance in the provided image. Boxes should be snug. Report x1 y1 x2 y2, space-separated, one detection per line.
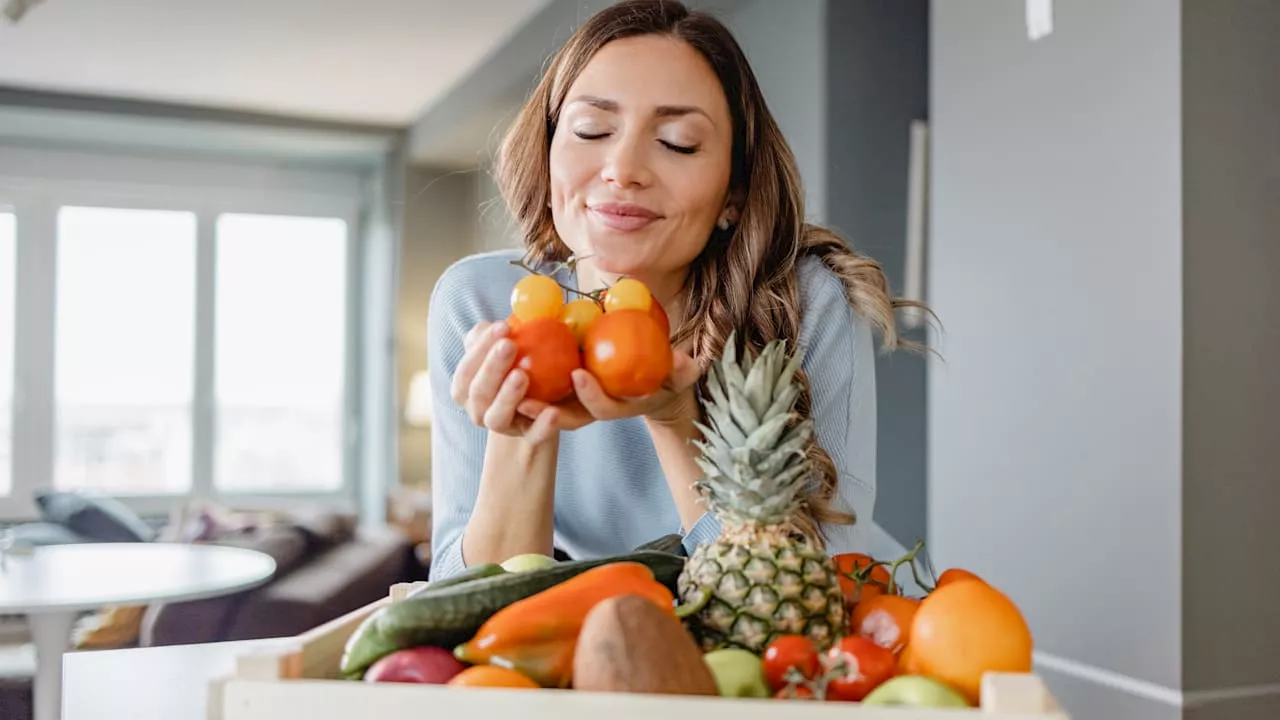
582 237 656 278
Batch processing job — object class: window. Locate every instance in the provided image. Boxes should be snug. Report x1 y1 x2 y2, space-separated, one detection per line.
214 213 348 492
54 206 197 494
0 211 14 495
0 143 378 522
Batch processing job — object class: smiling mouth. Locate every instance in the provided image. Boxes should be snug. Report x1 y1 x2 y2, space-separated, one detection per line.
588 203 662 232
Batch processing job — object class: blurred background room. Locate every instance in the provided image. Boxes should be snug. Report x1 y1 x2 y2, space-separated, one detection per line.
0 1 1277 719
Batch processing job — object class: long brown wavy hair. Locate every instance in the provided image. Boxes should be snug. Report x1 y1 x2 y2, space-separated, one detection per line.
493 0 922 546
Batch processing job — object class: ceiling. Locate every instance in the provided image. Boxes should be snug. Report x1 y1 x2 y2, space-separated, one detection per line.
0 0 553 126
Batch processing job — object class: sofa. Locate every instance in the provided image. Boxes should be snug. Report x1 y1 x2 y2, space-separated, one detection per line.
0 492 426 719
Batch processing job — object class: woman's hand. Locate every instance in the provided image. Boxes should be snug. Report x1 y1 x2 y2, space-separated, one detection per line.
515 348 705 431
449 320 560 445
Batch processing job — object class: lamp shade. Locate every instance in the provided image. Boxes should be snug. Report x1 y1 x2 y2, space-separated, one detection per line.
404 370 434 427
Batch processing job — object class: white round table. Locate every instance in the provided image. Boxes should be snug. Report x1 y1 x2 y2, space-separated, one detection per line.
0 542 277 720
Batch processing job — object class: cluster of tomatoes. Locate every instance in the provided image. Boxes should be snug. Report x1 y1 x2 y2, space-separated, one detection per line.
507 273 673 403
762 547 1034 705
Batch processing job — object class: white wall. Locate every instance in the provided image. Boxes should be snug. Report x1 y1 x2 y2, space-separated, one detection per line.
929 2 1184 718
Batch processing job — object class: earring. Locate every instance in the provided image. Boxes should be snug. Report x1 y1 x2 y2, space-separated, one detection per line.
718 216 731 230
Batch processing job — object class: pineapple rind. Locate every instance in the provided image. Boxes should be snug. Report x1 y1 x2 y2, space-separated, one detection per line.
676 334 851 653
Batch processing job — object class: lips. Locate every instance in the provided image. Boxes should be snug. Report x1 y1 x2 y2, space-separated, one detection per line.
588 202 662 232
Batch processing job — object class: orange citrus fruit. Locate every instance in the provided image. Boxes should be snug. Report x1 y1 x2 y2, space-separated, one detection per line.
446 665 540 689
936 568 984 588
910 579 1033 704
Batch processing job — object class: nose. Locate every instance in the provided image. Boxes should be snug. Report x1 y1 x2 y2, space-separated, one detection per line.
599 133 652 189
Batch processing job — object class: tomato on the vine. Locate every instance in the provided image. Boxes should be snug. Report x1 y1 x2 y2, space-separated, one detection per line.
647 297 671 338
822 636 896 702
773 684 817 700
582 309 672 398
600 284 670 338
559 298 603 343
850 594 919 653
761 635 820 691
832 552 892 608
509 317 581 403
602 277 653 313
510 274 563 322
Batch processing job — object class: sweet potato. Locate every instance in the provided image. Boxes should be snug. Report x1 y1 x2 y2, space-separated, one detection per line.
571 593 718 695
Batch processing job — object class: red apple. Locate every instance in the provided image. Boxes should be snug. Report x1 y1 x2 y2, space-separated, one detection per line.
363 646 466 684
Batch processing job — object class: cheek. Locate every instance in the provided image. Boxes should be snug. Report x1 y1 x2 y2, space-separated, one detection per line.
548 140 597 207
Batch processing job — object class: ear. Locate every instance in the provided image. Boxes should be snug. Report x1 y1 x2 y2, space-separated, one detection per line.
718 203 740 230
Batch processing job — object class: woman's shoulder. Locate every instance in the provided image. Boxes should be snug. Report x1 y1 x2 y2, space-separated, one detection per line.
793 252 876 370
795 253 868 333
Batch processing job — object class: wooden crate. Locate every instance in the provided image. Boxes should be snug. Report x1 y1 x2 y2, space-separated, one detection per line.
211 582 1071 720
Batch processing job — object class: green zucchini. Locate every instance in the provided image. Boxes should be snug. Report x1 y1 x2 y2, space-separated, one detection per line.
339 550 685 678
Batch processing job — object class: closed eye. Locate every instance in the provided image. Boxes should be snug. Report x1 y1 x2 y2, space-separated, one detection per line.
574 130 609 140
661 141 698 155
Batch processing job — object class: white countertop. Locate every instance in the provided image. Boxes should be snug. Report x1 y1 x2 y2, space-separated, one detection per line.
63 638 288 720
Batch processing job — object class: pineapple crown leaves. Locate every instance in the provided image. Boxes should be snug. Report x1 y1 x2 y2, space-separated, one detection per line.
691 331 816 527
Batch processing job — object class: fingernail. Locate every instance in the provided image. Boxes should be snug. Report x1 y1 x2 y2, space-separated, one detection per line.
573 371 587 390
496 339 514 356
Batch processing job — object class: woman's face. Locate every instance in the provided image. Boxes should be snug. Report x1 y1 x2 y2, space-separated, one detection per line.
548 34 735 292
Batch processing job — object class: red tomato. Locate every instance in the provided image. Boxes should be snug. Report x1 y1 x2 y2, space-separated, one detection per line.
600 289 670 338
850 594 920 653
509 317 581 403
582 309 672 398
648 297 671 338
823 636 897 702
761 635 820 691
832 553 892 608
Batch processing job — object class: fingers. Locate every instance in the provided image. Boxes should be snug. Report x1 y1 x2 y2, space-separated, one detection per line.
482 369 529 430
664 350 705 392
465 338 517 426
571 369 631 420
450 321 507 405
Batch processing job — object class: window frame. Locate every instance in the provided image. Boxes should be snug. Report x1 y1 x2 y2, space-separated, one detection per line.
0 144 368 521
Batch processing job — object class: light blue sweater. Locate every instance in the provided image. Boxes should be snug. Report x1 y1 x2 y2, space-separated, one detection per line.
426 248 878 580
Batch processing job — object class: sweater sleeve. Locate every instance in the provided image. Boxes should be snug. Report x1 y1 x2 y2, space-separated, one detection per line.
797 257 878 556
425 258 500 581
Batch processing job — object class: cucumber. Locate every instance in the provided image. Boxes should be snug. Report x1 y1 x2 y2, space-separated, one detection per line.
633 533 688 557
404 562 505 600
339 550 686 678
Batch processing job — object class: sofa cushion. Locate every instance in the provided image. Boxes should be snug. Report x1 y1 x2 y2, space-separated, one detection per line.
33 490 156 543
223 528 414 641
138 525 305 647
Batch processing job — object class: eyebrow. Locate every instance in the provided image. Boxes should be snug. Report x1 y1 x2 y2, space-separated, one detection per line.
568 95 713 122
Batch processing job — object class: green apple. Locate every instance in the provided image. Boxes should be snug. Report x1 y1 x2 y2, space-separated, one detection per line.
499 553 558 572
862 675 971 708
702 648 770 698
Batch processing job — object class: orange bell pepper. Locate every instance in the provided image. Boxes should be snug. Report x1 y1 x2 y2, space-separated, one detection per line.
453 561 676 688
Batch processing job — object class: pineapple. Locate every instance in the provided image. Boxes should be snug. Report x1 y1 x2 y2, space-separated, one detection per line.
676 333 849 653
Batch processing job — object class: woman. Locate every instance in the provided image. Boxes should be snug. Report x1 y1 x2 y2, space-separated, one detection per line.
426 0 911 581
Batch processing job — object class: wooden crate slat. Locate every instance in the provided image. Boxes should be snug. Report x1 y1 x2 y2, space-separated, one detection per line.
222 680 1065 720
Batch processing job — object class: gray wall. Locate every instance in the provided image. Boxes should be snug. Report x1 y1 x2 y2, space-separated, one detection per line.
824 0 929 550
727 0 828 223
932 1 1279 718
1181 1 1280 715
